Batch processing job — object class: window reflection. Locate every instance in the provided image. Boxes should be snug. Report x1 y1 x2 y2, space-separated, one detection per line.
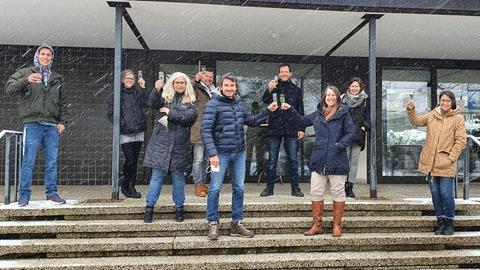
216 61 321 179
382 69 430 177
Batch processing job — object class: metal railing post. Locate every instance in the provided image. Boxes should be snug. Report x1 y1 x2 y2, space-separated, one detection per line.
463 137 471 200
1 130 23 205
3 135 11 205
14 134 21 202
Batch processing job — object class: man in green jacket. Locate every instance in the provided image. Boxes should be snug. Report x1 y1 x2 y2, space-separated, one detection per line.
6 44 68 207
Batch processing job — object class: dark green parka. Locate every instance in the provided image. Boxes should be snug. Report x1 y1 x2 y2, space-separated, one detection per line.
6 66 67 125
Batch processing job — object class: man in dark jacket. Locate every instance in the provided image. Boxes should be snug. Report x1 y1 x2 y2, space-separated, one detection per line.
201 73 275 241
5 44 68 206
260 63 305 197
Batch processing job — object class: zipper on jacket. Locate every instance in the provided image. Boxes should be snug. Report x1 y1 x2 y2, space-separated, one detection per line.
42 85 47 121
231 102 240 149
322 120 331 175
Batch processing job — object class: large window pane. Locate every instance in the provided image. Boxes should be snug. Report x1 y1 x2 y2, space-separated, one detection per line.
382 69 431 177
216 61 321 178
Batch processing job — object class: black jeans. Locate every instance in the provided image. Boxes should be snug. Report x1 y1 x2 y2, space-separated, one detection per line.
121 141 143 187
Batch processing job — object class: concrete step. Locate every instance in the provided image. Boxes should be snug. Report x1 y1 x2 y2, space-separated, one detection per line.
2 232 480 259
1 216 480 239
1 249 480 269
1 200 479 221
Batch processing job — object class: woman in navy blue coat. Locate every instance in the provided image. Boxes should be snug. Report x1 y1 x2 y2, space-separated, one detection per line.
281 86 354 237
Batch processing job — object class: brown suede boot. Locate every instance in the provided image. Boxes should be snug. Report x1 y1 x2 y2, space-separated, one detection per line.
202 183 209 194
304 200 324 236
195 184 207 197
332 200 345 237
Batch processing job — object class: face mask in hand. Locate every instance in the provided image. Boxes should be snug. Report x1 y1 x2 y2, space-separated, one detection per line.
158 115 168 127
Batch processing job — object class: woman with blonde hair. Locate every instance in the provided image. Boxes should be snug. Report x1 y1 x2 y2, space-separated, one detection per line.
281 86 355 237
406 90 466 235
143 72 198 223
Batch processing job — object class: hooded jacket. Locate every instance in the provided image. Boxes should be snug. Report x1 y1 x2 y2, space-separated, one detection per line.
143 90 198 172
407 106 467 177
289 104 355 175
6 46 67 125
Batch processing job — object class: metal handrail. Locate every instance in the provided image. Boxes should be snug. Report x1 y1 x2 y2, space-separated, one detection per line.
462 135 480 200
1 130 23 205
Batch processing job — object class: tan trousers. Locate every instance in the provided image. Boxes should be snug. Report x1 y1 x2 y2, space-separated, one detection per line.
310 172 346 202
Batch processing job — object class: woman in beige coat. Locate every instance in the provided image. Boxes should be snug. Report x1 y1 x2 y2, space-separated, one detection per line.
406 90 466 235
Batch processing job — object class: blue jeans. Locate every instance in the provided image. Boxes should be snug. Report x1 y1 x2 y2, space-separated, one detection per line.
428 176 455 219
206 151 246 222
192 143 207 184
20 122 59 198
146 168 185 208
266 135 299 191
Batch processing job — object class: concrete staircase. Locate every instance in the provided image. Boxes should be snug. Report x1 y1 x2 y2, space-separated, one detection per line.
1 200 480 269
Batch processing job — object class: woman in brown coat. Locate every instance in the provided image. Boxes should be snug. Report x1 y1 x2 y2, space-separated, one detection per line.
406 90 467 235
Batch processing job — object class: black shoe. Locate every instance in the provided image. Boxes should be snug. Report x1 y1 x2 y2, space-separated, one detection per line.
120 176 141 198
345 182 355 198
144 205 154 223
119 175 130 197
260 187 273 197
129 191 141 198
434 217 445 235
291 189 304 197
443 218 454 235
120 187 132 198
175 207 184 222
128 184 142 198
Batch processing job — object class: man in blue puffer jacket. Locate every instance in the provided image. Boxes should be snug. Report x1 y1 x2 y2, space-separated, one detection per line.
201 73 276 241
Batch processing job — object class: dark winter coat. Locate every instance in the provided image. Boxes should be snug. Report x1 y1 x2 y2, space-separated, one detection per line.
143 90 198 172
342 96 370 150
290 104 355 175
262 80 304 136
6 66 67 125
201 94 269 157
107 85 149 135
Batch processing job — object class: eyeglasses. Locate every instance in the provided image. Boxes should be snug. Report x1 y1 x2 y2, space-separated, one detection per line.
124 77 135 81
174 81 186 85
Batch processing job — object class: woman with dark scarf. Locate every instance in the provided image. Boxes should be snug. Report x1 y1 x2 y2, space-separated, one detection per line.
281 86 355 237
341 77 370 198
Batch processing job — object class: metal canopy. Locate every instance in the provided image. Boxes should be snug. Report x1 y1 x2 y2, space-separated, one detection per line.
1 0 480 60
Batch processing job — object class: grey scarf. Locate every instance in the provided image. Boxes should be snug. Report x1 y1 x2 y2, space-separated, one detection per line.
343 91 368 108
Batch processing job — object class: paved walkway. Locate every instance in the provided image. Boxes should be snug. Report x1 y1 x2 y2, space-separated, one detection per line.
2 182 480 206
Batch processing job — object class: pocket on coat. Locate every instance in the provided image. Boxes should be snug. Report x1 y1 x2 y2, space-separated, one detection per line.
434 150 452 169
